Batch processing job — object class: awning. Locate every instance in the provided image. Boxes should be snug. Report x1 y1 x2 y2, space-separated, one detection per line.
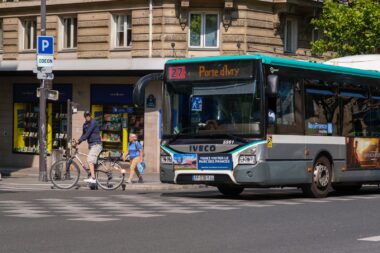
0 58 170 72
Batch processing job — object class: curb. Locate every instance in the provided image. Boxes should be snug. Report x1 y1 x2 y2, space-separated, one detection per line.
0 180 209 192
0 170 209 192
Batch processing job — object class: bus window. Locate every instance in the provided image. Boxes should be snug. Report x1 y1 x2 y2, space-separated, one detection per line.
304 86 339 136
276 80 295 125
340 90 369 137
369 94 380 136
267 79 302 135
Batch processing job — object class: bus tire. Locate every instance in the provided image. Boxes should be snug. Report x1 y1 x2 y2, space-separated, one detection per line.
332 184 362 193
217 185 244 196
302 156 332 198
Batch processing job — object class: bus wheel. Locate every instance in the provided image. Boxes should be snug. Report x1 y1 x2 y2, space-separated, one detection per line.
217 185 244 196
332 184 362 193
302 156 331 198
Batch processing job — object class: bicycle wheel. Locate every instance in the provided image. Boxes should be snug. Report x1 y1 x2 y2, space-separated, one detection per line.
96 160 125 190
50 159 80 189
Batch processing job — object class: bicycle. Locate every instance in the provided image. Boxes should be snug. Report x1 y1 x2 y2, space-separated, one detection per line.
49 143 126 190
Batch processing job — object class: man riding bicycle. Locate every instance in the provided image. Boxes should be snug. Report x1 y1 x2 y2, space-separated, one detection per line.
73 111 102 184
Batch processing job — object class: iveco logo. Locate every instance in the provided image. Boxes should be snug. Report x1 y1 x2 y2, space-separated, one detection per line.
190 145 216 152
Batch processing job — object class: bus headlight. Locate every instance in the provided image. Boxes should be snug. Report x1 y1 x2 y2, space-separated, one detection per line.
161 155 173 164
239 155 256 165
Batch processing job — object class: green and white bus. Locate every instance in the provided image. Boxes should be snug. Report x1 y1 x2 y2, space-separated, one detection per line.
134 54 380 198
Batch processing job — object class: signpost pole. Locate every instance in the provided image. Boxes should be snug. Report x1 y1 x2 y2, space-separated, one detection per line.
67 99 72 154
38 0 48 181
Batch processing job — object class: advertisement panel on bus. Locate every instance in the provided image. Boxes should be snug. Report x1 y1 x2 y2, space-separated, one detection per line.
346 137 380 169
173 154 233 170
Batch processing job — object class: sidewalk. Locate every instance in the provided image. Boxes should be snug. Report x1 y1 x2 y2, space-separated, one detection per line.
0 167 207 191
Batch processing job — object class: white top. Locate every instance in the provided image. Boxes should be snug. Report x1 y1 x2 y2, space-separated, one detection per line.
324 55 380 72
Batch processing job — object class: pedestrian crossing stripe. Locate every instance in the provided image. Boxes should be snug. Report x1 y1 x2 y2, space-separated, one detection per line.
0 193 379 222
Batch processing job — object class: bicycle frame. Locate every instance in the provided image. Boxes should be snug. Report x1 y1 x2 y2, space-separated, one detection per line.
73 150 89 170
67 147 123 174
50 142 126 190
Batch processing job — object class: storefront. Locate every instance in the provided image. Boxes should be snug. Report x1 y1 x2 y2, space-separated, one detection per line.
0 58 166 170
90 84 144 158
13 83 72 154
51 84 72 151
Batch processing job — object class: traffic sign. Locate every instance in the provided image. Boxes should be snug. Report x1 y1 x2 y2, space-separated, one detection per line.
36 72 54 80
37 55 54 68
37 88 59 101
33 66 54 80
37 36 54 55
33 66 53 74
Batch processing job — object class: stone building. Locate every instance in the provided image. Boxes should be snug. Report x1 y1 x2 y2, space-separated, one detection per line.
0 0 321 171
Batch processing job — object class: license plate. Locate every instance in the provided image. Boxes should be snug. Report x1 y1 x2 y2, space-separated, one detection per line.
192 175 215 182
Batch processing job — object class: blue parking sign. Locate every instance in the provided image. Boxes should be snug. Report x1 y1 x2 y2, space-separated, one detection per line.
37 36 54 55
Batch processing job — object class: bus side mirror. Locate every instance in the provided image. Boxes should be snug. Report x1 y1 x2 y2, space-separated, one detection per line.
133 72 163 106
266 75 279 97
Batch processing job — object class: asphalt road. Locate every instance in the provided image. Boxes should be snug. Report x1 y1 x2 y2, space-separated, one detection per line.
1 187 380 253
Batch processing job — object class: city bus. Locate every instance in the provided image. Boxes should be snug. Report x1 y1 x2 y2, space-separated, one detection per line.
134 54 380 198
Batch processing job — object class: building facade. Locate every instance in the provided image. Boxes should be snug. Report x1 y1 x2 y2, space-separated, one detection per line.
0 0 321 171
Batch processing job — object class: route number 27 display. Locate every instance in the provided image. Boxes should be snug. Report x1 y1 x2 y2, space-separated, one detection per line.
168 66 186 80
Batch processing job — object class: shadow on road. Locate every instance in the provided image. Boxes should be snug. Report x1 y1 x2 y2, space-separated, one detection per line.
0 191 18 194
161 186 380 201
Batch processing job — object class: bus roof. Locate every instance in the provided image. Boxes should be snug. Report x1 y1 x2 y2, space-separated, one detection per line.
166 54 380 80
324 55 380 72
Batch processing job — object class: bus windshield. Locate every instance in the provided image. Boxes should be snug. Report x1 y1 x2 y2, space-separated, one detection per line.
162 80 262 137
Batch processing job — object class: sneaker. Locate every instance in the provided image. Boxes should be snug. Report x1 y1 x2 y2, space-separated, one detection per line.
126 179 133 184
138 177 144 184
84 177 96 184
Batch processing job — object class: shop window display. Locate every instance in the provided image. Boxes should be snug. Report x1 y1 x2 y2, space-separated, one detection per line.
51 84 72 151
91 84 144 159
128 111 144 140
52 103 68 150
14 103 41 153
92 105 144 158
13 84 72 154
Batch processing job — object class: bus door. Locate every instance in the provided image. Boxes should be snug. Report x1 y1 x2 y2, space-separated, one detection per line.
266 78 305 161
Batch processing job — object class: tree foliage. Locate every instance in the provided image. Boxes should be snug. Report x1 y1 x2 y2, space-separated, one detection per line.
311 0 380 57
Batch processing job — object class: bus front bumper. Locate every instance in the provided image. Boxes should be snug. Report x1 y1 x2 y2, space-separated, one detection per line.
160 160 312 187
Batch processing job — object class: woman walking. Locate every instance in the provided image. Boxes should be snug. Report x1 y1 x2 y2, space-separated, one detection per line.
124 133 144 184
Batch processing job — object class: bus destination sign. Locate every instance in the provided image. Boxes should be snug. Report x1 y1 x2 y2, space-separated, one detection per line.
166 60 254 82
168 66 186 80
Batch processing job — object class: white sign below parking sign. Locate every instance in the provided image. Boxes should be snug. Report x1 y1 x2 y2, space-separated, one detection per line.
37 55 54 67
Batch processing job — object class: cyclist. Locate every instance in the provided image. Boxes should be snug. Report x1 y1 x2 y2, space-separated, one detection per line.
73 111 102 184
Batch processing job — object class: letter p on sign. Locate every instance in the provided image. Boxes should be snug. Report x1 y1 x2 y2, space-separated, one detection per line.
37 36 54 55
